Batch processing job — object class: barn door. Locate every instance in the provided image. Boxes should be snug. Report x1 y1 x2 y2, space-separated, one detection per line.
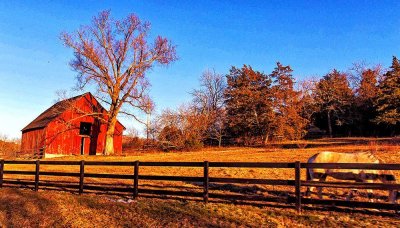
80 137 92 155
80 137 85 155
79 122 92 155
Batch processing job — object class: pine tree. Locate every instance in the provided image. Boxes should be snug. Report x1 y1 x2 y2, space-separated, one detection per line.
224 65 274 145
375 56 400 127
270 62 308 140
354 67 380 135
314 70 354 137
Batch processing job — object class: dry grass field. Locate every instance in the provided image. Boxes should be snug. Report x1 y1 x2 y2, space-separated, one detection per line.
1 137 400 227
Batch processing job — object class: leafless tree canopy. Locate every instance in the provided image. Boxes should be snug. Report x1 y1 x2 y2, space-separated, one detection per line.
61 10 177 154
191 69 226 113
156 105 208 150
190 70 227 146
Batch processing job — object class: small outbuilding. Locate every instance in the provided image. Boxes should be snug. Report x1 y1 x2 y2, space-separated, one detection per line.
20 92 125 157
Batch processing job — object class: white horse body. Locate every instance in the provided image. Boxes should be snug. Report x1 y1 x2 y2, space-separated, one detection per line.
306 151 397 203
308 151 381 181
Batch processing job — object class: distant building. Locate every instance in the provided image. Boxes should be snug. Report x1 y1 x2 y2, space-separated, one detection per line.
20 93 125 157
304 125 327 139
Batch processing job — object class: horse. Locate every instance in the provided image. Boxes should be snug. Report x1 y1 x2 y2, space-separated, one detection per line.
305 151 397 203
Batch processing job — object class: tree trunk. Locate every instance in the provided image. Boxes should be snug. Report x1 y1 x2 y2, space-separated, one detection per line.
104 116 117 155
327 110 333 138
264 133 269 145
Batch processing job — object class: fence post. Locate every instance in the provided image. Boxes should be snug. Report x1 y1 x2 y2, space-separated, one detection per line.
0 160 4 188
295 161 302 213
203 161 209 203
34 160 40 191
79 160 85 194
133 160 139 199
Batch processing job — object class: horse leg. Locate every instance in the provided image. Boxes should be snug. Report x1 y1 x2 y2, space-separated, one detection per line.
364 180 375 202
389 190 397 204
306 182 316 197
346 188 359 201
305 168 313 197
346 189 356 201
317 174 327 199
381 176 397 204
346 179 362 201
305 187 313 197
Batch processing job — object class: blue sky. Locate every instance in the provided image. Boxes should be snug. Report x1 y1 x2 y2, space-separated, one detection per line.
0 1 399 138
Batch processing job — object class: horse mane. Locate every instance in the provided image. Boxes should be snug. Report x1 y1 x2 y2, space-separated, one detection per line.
369 152 379 162
358 151 381 163
377 157 386 163
367 151 386 163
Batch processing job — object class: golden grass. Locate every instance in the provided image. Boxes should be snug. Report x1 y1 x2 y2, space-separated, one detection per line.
1 138 400 227
1 188 399 228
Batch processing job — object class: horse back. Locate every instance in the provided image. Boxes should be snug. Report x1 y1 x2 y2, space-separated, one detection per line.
307 151 381 181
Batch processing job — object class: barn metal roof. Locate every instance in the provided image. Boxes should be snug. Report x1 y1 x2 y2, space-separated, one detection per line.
22 92 126 132
21 93 88 132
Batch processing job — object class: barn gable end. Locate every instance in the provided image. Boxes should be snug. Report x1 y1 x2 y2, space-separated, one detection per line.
21 93 125 157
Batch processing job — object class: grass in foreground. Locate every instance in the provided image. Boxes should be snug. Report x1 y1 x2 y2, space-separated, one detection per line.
0 188 399 228
1 138 400 227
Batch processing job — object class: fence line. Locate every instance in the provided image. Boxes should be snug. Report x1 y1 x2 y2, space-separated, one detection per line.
0 160 400 212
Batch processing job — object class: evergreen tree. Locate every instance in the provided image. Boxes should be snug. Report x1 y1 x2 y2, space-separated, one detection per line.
375 56 400 129
354 67 380 135
224 65 274 145
314 70 354 137
270 62 308 140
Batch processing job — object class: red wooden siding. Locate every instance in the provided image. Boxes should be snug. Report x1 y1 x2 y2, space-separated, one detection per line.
20 93 124 156
20 128 46 155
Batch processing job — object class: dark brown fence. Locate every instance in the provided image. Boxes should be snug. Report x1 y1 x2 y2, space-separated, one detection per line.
1 160 400 213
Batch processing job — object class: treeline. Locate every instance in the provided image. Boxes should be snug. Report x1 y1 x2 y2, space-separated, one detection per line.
143 56 400 150
0 135 20 158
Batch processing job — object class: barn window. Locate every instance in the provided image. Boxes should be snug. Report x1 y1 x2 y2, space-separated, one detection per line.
79 122 92 136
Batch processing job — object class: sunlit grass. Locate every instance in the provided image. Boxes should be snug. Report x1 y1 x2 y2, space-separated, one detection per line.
1 188 398 227
1 138 400 226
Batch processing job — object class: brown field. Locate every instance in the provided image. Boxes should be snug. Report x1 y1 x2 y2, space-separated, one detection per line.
1 138 400 227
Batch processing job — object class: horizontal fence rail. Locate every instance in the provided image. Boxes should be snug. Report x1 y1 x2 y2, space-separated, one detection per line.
302 163 400 170
0 160 400 213
302 181 400 190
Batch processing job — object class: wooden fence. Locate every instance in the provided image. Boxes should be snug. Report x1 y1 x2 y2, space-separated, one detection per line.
0 160 400 213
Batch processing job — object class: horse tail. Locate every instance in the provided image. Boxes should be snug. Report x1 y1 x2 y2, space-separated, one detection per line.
306 153 319 181
305 167 312 197
305 153 319 197
306 167 311 181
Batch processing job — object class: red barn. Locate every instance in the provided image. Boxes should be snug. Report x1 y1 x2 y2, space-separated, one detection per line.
21 93 125 157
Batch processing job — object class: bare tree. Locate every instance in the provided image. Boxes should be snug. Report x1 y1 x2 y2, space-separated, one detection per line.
191 69 226 146
0 134 20 158
191 69 226 113
61 10 177 154
157 104 208 150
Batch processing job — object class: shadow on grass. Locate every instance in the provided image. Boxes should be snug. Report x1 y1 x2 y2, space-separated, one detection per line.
301 204 400 218
2 178 399 219
0 188 66 227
